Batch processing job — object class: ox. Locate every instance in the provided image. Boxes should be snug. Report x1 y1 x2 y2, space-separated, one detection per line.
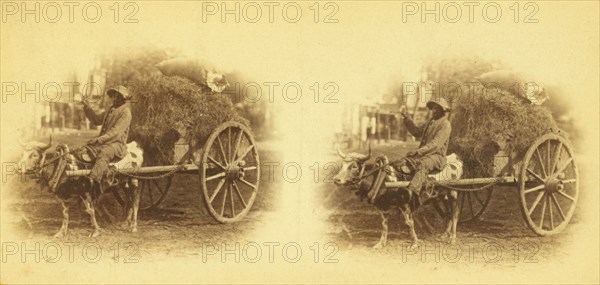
19 138 144 237
333 148 462 248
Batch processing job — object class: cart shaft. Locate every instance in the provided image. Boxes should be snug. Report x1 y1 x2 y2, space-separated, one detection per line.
384 176 516 188
65 164 199 177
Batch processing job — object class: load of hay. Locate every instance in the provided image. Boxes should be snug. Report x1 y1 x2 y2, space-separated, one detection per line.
447 83 557 178
156 58 230 93
434 66 558 178
128 74 246 166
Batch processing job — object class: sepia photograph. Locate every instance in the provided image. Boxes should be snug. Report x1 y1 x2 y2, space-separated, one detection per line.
1 1 598 284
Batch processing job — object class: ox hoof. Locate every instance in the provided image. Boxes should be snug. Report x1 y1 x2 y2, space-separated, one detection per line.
372 241 386 249
447 237 457 244
53 231 67 238
408 241 421 251
89 230 101 238
438 232 450 240
129 227 138 233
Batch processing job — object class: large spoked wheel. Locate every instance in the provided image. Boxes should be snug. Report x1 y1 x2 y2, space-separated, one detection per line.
519 133 579 236
433 187 494 223
139 176 174 210
200 121 260 223
111 176 173 211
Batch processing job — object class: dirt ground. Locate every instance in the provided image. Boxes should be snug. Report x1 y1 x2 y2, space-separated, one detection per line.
1 133 585 269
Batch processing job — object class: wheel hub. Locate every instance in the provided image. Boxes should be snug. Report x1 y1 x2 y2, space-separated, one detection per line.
225 161 246 180
545 176 564 193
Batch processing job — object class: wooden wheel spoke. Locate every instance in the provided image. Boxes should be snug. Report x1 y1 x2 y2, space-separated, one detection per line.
232 181 247 208
556 190 575 202
528 191 545 216
550 193 566 221
467 193 475 218
238 178 257 190
235 145 255 163
550 141 563 174
538 193 547 228
220 181 228 216
527 168 545 183
209 179 227 203
473 191 485 205
208 155 226 170
148 181 155 202
140 182 146 202
228 127 232 163
207 172 226 182
524 184 545 194
152 179 163 194
534 149 547 178
554 157 573 176
229 184 235 217
459 192 466 213
561 179 577 184
216 135 229 165
233 128 243 162
434 201 447 218
546 140 551 171
548 195 554 230
243 166 258 171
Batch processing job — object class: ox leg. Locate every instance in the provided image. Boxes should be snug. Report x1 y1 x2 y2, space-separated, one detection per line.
440 192 458 243
441 198 453 239
373 210 390 249
53 200 70 237
449 191 459 244
123 185 134 229
400 205 420 249
340 221 353 240
81 192 101 237
129 179 140 233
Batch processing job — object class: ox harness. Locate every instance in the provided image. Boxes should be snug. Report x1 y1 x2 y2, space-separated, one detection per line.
350 156 499 205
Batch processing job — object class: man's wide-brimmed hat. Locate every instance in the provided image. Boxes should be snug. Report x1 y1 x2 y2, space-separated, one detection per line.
426 97 451 111
107 85 132 100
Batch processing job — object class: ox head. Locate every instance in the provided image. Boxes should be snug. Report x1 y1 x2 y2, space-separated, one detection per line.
333 144 372 186
17 136 52 173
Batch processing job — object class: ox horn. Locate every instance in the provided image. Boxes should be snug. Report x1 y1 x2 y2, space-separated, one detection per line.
358 141 372 162
39 135 52 151
336 147 347 159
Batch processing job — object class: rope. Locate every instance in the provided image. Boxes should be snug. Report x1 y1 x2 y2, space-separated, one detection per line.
358 164 385 180
68 156 94 165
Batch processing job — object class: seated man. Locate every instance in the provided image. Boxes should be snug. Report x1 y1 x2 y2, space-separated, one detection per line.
82 86 132 191
399 98 452 203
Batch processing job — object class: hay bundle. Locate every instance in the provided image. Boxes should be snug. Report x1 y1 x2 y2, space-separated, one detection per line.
156 58 230 92
129 74 246 166
447 85 557 178
477 70 550 105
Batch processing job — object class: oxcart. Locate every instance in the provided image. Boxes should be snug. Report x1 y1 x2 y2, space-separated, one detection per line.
374 131 578 236
63 121 261 223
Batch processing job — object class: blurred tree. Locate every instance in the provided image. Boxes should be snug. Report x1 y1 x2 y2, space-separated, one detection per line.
102 46 181 91
424 54 500 85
